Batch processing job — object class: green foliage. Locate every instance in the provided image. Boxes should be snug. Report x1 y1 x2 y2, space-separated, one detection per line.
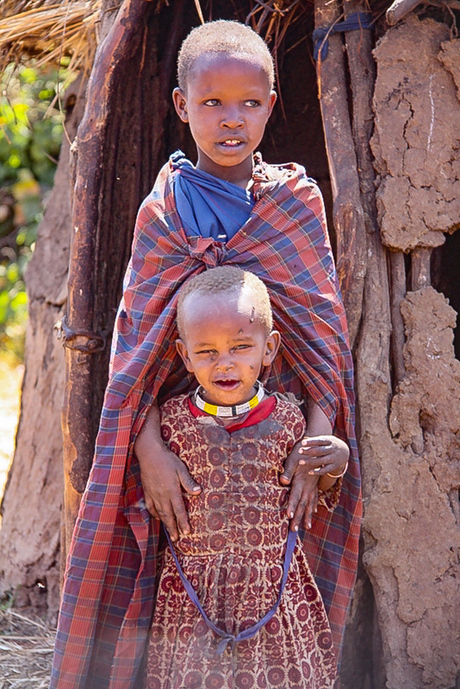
0 63 66 361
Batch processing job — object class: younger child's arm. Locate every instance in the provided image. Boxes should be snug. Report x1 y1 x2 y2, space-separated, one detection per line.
134 401 201 542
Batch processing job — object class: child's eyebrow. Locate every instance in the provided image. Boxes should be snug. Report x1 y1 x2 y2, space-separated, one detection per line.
199 85 266 97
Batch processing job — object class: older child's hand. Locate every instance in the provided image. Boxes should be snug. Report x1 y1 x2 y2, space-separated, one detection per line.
137 444 201 542
297 435 349 477
134 403 201 542
280 458 320 532
280 435 349 531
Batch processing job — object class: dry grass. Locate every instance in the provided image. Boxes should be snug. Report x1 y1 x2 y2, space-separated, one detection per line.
0 0 102 75
0 609 54 689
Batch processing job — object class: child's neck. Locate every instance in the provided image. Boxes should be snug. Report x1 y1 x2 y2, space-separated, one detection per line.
195 155 254 189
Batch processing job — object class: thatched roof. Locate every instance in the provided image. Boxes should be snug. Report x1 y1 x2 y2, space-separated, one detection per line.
0 0 452 79
0 0 104 74
0 0 320 77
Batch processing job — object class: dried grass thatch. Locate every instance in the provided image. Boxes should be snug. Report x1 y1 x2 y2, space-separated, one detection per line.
0 608 54 689
0 0 391 81
0 0 103 74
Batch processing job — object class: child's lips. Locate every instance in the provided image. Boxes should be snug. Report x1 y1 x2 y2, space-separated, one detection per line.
213 379 240 389
217 139 246 149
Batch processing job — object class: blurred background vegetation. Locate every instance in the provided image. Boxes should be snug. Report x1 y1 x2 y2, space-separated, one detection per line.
0 62 67 364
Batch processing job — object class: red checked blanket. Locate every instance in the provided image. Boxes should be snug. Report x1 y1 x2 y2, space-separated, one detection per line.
50 154 362 689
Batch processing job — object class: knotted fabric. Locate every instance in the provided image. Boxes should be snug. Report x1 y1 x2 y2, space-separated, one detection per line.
172 151 254 241
313 12 373 61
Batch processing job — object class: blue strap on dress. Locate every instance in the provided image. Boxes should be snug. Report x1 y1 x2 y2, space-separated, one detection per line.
165 528 298 655
171 151 255 242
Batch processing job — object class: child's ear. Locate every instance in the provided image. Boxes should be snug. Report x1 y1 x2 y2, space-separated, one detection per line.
176 339 194 372
262 330 280 366
267 91 277 119
173 87 188 123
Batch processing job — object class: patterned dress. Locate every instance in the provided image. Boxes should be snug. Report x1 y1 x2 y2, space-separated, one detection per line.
145 395 339 689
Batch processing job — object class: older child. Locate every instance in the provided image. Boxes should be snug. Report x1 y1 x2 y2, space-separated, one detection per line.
145 266 343 688
50 20 360 689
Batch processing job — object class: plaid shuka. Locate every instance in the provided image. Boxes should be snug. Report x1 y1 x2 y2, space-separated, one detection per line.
50 155 362 689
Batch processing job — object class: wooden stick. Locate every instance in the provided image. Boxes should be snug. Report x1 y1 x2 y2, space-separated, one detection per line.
389 251 406 386
386 0 422 26
314 0 367 349
344 0 378 235
62 0 152 557
411 247 432 290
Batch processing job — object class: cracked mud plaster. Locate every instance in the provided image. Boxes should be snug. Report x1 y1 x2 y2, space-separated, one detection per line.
371 16 460 251
365 287 460 688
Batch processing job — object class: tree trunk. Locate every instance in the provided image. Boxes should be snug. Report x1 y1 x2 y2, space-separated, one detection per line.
61 0 187 555
0 77 87 623
314 0 367 348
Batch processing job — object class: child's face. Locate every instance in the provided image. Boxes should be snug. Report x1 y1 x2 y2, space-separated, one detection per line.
173 53 276 186
176 290 280 407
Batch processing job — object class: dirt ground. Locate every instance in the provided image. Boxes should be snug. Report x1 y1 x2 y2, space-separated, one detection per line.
0 609 54 688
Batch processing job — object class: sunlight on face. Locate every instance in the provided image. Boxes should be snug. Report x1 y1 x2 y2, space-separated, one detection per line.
173 53 277 187
176 290 279 407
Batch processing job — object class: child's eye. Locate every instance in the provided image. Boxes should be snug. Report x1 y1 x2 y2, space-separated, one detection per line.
203 99 221 107
244 100 261 108
232 344 251 351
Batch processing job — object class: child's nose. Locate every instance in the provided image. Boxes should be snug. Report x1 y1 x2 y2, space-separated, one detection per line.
215 353 234 370
221 108 244 129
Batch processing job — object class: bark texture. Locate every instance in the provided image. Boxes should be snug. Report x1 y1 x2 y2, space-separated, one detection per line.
314 0 367 348
62 0 186 553
0 79 86 622
61 0 153 558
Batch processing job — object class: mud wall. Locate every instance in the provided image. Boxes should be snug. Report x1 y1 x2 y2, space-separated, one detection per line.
361 16 460 688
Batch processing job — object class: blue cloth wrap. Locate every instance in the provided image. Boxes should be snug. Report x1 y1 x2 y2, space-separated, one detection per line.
171 152 255 242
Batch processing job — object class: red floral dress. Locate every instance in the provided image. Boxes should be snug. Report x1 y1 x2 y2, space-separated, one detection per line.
144 395 339 689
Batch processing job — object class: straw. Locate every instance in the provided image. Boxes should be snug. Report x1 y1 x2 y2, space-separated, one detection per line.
0 1 101 75
0 608 55 689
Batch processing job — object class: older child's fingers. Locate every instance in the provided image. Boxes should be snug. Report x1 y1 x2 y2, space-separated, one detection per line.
308 461 346 476
300 436 334 447
170 494 193 539
280 442 304 485
144 499 161 520
298 443 334 457
303 490 318 531
155 501 180 542
287 473 319 531
177 462 202 495
286 477 304 522
299 436 349 458
289 484 318 532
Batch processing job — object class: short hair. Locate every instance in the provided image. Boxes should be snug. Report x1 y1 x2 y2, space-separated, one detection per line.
176 266 273 339
177 20 275 91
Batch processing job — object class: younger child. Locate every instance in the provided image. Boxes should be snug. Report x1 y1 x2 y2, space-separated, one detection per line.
144 266 345 688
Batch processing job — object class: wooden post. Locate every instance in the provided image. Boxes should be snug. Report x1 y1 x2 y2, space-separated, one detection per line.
411 247 432 290
389 251 406 386
386 0 422 26
314 0 367 348
61 0 153 559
